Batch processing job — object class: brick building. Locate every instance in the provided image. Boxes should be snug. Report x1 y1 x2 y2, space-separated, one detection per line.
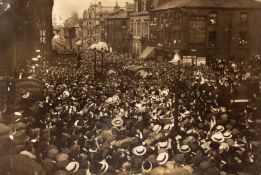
130 0 169 57
82 2 114 48
149 0 261 63
103 9 130 53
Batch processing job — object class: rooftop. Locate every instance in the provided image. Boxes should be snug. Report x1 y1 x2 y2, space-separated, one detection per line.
152 0 261 11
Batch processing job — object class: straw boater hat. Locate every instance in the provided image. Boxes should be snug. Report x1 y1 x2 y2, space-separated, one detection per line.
223 131 232 139
132 145 147 156
141 160 153 173
163 123 174 130
65 161 80 173
215 125 225 132
20 150 36 159
99 160 109 174
156 152 169 165
152 124 162 133
14 112 22 116
63 90 70 97
211 133 225 143
111 117 124 127
158 141 168 149
179 145 191 154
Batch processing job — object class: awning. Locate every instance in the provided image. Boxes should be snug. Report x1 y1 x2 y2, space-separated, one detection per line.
139 46 155 59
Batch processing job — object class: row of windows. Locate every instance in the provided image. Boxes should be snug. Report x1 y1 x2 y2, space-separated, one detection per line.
208 12 248 25
149 30 183 46
149 30 248 47
150 11 249 26
130 21 149 37
208 31 248 47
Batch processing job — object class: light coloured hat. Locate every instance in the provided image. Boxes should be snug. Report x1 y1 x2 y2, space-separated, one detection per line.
211 133 225 142
20 150 36 159
65 161 80 173
158 141 168 149
223 131 232 139
219 142 230 152
163 123 174 130
99 160 109 174
132 145 147 156
179 145 191 154
63 90 70 97
152 124 162 133
14 112 22 116
216 125 225 132
111 117 124 127
156 152 169 165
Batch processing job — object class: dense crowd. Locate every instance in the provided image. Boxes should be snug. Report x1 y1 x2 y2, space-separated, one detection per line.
0 51 260 175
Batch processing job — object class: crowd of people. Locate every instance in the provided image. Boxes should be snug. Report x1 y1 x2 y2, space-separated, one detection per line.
0 51 260 175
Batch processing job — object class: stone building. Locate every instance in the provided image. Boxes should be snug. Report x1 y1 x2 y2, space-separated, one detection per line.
103 9 130 53
149 0 261 63
129 0 169 58
82 2 114 48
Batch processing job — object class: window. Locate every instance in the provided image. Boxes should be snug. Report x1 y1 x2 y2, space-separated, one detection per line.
208 31 217 47
122 21 127 29
239 32 248 46
137 22 141 36
209 12 217 25
144 21 149 36
240 12 248 23
130 22 133 32
133 22 137 36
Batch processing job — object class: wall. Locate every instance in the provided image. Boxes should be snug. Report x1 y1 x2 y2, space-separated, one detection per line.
149 7 261 61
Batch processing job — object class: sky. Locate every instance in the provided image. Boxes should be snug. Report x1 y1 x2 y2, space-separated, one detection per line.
53 0 134 21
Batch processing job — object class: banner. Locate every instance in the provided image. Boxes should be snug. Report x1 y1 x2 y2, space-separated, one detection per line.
183 56 193 66
197 57 206 66
14 78 43 100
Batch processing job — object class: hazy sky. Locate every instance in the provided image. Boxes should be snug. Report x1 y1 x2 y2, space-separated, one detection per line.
53 0 134 20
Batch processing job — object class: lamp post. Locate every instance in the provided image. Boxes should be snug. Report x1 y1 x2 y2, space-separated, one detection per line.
169 50 181 131
101 48 104 77
93 48 97 76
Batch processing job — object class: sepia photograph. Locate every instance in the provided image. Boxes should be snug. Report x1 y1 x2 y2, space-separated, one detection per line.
0 0 261 174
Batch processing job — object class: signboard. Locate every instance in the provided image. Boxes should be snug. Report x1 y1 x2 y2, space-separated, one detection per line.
189 16 206 43
183 56 193 66
197 57 207 66
14 78 43 100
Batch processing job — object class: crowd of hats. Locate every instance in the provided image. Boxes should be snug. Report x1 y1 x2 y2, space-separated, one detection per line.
0 53 260 175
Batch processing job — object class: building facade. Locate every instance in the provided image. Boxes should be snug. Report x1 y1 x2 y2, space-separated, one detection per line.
129 0 150 56
103 9 130 53
129 0 170 57
0 0 54 76
149 0 261 63
82 2 114 49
